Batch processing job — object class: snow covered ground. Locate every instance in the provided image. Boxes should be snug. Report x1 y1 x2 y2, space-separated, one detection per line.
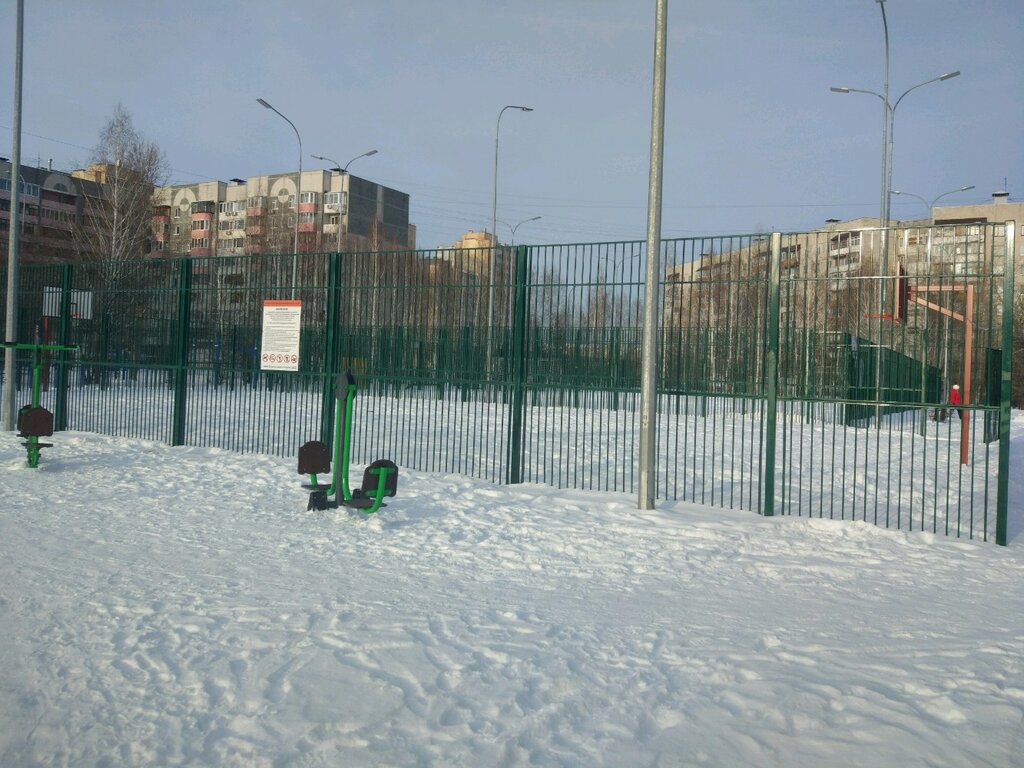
2 416 1023 767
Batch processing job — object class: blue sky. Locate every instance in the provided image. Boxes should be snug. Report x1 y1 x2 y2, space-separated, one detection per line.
1 1 1021 249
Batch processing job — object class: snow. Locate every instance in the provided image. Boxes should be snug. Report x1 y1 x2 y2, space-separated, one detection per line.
2 415 1024 767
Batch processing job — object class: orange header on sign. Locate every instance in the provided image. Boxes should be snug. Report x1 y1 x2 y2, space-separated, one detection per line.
263 300 302 308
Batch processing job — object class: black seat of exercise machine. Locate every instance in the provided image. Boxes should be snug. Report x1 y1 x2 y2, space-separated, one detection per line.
17 405 54 438
361 459 399 497
343 461 399 510
297 440 331 475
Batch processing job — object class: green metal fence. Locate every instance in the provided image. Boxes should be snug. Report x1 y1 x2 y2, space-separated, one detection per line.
0 221 1014 543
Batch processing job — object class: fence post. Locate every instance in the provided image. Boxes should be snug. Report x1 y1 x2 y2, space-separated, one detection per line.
506 245 530 484
171 258 192 446
996 221 1015 546
53 263 73 431
762 232 782 516
320 252 341 445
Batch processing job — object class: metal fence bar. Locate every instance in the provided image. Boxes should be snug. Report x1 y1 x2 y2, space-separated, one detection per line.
997 221 1015 545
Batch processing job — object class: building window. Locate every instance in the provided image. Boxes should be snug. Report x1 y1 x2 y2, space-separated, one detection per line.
299 191 317 204
0 179 39 196
298 212 316 224
192 219 209 231
191 237 210 249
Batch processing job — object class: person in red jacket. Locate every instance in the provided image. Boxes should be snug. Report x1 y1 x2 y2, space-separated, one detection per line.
949 383 963 420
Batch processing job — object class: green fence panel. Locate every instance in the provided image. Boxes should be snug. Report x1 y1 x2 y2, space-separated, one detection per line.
4 219 1013 544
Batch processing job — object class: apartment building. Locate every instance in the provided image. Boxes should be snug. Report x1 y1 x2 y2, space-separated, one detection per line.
664 192 1022 330
0 158 101 264
151 170 415 259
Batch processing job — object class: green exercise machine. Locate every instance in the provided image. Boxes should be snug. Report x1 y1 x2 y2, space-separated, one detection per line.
1 341 77 468
297 371 398 513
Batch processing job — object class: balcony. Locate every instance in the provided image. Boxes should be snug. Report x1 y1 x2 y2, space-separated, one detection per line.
191 201 216 215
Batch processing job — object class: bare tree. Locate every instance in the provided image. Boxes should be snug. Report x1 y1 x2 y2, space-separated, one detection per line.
74 104 168 265
61 106 169 381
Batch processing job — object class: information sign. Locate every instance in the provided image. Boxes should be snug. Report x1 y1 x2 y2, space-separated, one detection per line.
260 300 302 371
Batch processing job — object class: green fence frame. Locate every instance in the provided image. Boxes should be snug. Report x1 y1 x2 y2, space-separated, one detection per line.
0 222 1014 543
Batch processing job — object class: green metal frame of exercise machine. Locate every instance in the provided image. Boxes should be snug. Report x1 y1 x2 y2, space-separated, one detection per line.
1 341 78 468
297 371 398 513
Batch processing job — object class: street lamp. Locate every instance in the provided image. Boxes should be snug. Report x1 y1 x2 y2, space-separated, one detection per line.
343 149 378 172
257 97 302 298
311 150 378 253
830 70 960 237
891 185 974 225
488 105 533 373
499 215 542 247
830 2 959 429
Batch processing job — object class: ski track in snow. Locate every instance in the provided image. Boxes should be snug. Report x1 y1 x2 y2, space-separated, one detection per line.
2 429 1024 767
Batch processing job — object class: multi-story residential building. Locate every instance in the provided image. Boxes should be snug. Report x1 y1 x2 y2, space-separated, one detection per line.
151 170 415 259
0 158 101 264
665 192 1022 327
662 191 1022 398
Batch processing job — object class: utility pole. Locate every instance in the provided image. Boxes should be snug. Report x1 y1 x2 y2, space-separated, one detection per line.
639 0 667 510
3 0 25 431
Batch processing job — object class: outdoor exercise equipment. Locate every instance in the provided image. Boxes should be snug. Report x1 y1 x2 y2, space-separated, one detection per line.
1 341 77 468
297 371 398 513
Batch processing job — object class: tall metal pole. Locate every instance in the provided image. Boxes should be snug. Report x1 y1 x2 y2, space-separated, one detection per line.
875 0 891 430
257 98 301 298
877 0 890 234
639 0 667 510
2 0 25 431
487 105 532 374
312 155 343 254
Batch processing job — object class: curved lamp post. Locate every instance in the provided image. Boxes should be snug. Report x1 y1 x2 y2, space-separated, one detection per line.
830 3 959 430
486 105 533 373
311 150 378 253
891 185 974 225
343 149 378 172
830 71 960 237
500 215 542 247
257 97 302 297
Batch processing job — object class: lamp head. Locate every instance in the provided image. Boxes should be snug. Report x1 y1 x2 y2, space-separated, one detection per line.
940 70 960 81
960 185 975 192
830 87 851 94
256 98 272 109
365 149 379 157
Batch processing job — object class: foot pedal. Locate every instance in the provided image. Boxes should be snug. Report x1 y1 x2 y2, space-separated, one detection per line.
307 491 333 511
343 490 377 510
